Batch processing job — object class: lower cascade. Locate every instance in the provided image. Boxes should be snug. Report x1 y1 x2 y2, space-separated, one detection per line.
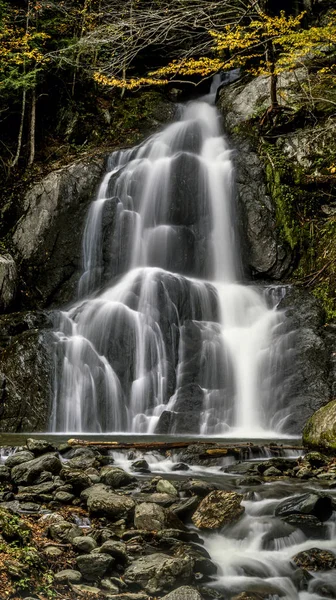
51 85 295 435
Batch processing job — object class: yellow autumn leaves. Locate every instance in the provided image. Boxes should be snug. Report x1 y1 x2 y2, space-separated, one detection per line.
93 10 336 89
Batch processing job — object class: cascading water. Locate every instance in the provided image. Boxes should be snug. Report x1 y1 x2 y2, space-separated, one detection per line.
51 82 294 435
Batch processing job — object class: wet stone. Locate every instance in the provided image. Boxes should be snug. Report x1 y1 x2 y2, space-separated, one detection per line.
76 552 114 581
292 548 336 571
192 491 244 530
72 535 97 553
131 459 150 473
54 569 82 584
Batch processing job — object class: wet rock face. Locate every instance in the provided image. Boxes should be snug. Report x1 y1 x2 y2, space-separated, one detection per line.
0 329 54 432
12 158 105 307
233 141 292 279
278 287 332 434
217 78 295 280
0 253 17 311
191 490 244 530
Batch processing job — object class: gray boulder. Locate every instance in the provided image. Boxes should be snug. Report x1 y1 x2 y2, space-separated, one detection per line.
160 587 203 600
83 484 135 519
275 493 332 522
134 502 185 532
100 466 136 488
54 569 82 584
72 536 97 553
26 438 56 455
124 553 193 593
11 452 61 485
95 540 128 563
5 451 35 468
76 553 114 581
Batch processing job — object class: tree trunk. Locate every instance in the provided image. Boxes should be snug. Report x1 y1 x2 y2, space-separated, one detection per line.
11 89 26 169
28 84 36 166
270 72 278 108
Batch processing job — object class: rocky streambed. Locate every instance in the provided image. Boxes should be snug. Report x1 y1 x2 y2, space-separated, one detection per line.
0 439 336 600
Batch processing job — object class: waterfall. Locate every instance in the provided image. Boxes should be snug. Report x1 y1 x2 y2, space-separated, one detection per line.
51 85 294 436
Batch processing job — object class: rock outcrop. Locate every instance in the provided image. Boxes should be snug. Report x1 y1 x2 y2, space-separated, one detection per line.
12 158 105 307
0 252 17 311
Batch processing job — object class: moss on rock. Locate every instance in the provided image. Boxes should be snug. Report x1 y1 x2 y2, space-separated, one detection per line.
303 399 336 452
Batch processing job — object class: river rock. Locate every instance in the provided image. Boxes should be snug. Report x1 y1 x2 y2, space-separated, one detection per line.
160 586 203 600
100 466 136 488
134 502 184 531
192 491 244 530
60 467 92 491
54 569 82 584
274 493 332 522
49 520 83 543
95 540 128 563
292 548 336 571
84 484 135 519
76 552 114 581
72 535 97 553
124 552 193 593
54 491 75 503
11 453 62 485
157 479 178 496
5 451 35 468
303 398 336 451
26 438 56 455
131 459 150 473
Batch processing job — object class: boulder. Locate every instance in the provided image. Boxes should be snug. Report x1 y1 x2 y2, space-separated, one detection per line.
60 467 92 492
124 552 193 594
12 158 105 307
0 252 17 311
54 491 75 504
134 502 185 531
11 453 61 485
292 548 336 571
131 459 150 473
72 536 97 553
26 438 56 455
274 493 332 522
5 451 35 468
303 399 336 452
160 587 203 600
156 480 178 496
54 569 82 584
95 540 128 563
100 466 136 488
76 552 114 581
192 491 244 530
83 484 135 519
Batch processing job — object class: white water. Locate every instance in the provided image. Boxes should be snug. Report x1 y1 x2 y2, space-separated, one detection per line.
203 489 336 600
51 81 294 435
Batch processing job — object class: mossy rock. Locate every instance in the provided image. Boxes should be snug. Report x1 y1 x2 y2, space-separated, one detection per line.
303 399 336 452
0 509 31 544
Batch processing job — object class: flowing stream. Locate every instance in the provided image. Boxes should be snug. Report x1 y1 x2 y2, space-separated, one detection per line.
51 81 294 436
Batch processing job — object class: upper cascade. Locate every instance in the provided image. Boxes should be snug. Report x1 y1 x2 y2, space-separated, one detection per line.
51 84 295 436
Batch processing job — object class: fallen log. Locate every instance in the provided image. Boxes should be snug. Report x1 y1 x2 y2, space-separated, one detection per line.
67 438 303 453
